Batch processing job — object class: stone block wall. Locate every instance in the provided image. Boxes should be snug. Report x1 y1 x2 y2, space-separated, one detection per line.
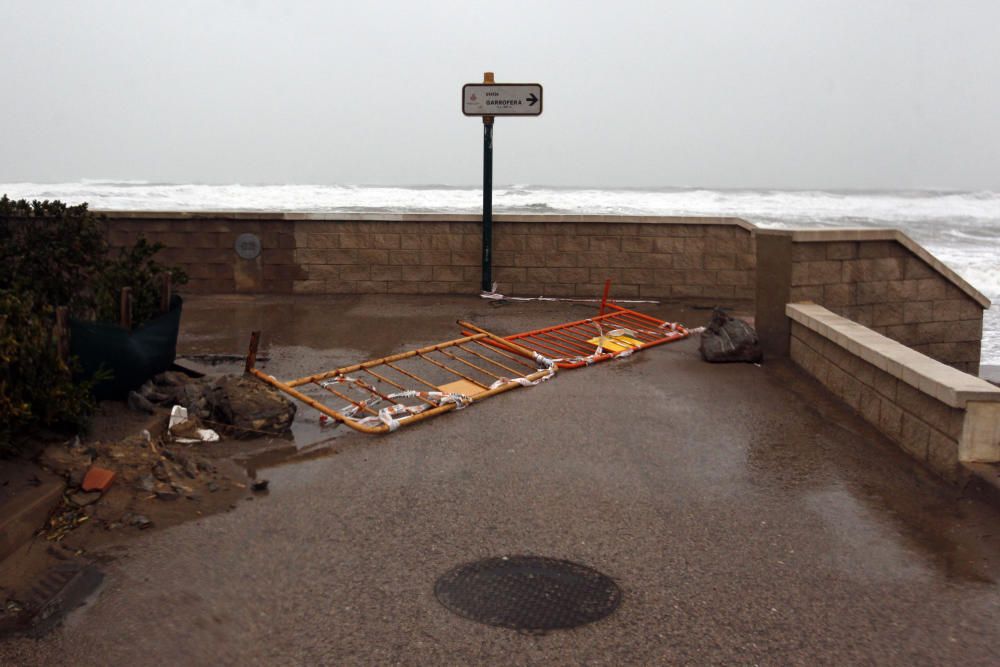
752 229 989 373
290 217 756 300
104 215 302 294
491 219 755 300
291 219 482 295
789 237 984 373
103 213 756 303
788 303 1000 483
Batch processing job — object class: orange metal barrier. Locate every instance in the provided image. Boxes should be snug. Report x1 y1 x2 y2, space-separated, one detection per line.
462 282 689 368
245 328 556 434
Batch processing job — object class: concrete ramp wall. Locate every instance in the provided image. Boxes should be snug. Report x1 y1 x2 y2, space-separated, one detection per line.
787 303 1000 483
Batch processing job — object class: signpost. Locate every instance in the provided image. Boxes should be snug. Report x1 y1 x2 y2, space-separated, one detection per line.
463 73 543 292
462 83 543 117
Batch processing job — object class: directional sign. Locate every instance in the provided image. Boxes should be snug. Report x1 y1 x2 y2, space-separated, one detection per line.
462 83 543 117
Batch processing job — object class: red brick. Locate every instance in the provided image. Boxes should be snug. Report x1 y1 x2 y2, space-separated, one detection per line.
82 467 115 493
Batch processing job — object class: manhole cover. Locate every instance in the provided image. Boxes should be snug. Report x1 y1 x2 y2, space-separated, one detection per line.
434 555 621 631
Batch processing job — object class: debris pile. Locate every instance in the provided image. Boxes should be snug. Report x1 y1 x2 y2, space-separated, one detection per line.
37 427 241 544
131 371 296 438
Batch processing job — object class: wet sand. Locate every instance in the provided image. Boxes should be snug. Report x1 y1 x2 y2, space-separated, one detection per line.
2 294 999 665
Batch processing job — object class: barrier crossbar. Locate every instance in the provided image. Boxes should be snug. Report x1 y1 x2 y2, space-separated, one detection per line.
461 279 689 369
245 328 556 434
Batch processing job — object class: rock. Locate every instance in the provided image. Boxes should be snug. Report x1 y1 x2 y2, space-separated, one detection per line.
176 454 199 479
251 479 269 493
139 381 173 404
135 475 156 493
152 461 171 482
69 490 102 507
206 376 296 439
130 514 153 529
138 381 169 403
68 468 86 489
38 445 91 480
699 308 763 363
207 481 220 493
127 390 156 414
192 397 211 420
154 371 192 387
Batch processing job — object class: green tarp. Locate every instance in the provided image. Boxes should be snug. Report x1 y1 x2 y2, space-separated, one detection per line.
69 296 183 400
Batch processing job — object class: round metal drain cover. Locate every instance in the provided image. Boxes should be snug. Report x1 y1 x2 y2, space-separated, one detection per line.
434 555 621 631
234 233 262 259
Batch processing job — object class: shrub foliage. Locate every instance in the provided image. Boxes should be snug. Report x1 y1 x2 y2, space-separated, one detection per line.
0 195 187 451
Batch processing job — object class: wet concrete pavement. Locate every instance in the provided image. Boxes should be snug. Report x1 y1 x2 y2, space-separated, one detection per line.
3 295 999 665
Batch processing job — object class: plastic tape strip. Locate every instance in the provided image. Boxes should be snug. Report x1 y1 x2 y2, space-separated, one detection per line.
480 290 659 305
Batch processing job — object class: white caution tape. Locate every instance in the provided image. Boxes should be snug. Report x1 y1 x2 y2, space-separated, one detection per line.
480 290 659 305
319 366 553 431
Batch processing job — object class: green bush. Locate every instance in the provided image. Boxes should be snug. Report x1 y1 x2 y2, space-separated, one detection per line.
0 196 187 323
0 197 107 317
0 292 97 450
0 196 187 452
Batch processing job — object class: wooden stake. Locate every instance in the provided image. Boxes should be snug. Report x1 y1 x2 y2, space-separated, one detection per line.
54 306 69 366
160 273 172 314
245 330 261 374
120 287 133 331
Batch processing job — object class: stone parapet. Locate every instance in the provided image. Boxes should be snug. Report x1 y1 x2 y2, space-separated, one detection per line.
100 212 756 303
787 303 1000 482
756 228 989 373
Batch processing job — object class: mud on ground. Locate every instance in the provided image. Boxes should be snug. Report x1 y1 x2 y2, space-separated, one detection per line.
0 396 293 633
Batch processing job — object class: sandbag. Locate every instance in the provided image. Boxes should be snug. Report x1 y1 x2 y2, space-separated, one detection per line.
699 308 763 363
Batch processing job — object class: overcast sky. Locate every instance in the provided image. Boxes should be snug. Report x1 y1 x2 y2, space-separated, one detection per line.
2 0 998 189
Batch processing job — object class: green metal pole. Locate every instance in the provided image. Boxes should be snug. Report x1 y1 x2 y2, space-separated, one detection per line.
481 118 494 292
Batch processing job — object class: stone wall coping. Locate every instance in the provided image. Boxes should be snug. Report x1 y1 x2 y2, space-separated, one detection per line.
781 227 990 308
787 302 1000 408
95 210 757 230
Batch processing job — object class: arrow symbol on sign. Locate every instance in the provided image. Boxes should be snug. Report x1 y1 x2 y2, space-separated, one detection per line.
526 93 538 106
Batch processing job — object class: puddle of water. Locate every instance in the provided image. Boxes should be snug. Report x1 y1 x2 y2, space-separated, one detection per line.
235 440 344 478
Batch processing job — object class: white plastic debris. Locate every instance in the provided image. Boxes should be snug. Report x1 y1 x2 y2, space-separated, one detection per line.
168 405 189 429
192 429 220 443
168 405 219 443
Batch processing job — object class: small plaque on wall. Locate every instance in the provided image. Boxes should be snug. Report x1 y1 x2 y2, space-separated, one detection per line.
235 233 262 260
